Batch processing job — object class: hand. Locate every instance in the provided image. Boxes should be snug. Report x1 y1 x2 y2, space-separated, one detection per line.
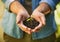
31 9 46 32
16 9 32 34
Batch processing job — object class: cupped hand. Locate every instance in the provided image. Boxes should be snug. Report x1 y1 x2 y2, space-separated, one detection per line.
16 9 32 34
31 9 46 32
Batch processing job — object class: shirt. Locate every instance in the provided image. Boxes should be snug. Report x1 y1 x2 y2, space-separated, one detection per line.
24 0 32 14
2 0 59 40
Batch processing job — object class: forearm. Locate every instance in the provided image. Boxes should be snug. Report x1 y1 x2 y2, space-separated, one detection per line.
10 1 25 14
37 2 51 15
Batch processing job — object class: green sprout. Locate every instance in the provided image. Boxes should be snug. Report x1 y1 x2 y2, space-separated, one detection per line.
26 17 33 21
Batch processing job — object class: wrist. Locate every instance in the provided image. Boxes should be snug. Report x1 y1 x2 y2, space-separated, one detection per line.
10 1 25 14
37 2 51 15
17 9 26 15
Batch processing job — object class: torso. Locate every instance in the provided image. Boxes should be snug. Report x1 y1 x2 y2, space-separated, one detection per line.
24 0 32 15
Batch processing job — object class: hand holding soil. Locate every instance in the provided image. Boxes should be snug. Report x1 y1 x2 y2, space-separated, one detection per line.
23 17 39 29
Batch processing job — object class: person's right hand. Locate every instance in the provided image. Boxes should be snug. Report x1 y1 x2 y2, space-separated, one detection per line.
16 9 32 34
9 1 32 34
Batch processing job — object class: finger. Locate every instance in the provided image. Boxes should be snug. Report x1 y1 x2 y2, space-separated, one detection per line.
32 20 42 32
21 22 31 31
21 21 32 34
39 13 46 25
18 23 31 34
16 15 22 24
31 15 40 22
31 12 41 22
18 21 32 34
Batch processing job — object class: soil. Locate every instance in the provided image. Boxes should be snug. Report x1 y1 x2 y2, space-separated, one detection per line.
23 17 39 29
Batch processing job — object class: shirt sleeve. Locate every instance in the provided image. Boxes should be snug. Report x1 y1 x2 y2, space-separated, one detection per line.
40 0 59 11
2 0 15 10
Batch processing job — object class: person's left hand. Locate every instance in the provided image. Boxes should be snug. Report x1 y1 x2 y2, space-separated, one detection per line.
31 9 46 32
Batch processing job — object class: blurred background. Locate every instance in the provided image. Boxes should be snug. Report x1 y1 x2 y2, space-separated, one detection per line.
0 0 4 42
0 0 60 42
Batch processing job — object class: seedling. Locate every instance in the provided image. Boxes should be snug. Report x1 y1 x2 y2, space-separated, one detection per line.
23 17 39 29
